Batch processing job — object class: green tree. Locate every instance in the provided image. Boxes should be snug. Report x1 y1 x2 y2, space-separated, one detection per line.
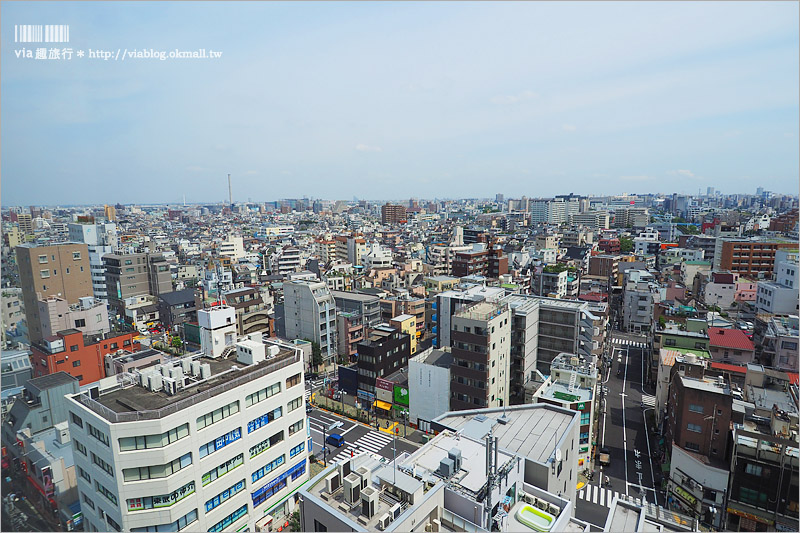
171 336 183 351
288 510 301 532
620 236 634 253
309 340 323 372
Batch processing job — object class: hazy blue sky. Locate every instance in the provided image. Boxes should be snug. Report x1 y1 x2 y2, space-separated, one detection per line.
2 1 798 206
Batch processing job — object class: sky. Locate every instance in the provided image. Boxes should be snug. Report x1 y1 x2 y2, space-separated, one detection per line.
2 1 798 206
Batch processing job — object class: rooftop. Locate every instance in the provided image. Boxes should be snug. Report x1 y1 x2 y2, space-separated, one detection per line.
454 300 508 322
27 371 79 393
433 404 577 464
707 327 754 351
75 344 298 423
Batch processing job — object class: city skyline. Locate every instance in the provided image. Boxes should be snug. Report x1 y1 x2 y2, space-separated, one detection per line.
2 1 798 206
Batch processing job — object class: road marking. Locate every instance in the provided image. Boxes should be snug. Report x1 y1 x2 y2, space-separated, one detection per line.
622 347 629 497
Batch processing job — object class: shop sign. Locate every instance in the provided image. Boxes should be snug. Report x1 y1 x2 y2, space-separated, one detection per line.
673 485 697 506
726 507 774 525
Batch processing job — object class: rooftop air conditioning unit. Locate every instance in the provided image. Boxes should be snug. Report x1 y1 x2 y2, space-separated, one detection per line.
390 502 401 520
191 361 201 376
356 466 371 490
325 471 341 494
438 457 455 478
267 345 280 358
344 473 361 505
361 486 378 518
163 376 177 396
148 373 163 392
377 514 392 531
200 363 212 380
448 448 462 471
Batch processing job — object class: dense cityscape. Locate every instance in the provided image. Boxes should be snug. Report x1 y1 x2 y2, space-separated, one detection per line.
1 189 798 533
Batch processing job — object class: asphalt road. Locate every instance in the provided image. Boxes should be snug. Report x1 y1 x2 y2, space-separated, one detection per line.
573 331 660 528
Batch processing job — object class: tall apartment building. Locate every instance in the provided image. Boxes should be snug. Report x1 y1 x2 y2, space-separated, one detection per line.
569 211 610 230
381 204 406 225
724 366 798 533
622 280 661 333
434 284 506 349
68 222 118 302
283 279 338 364
449 301 511 410
529 197 580 225
451 245 508 278
16 243 93 344
331 290 381 327
355 325 410 398
103 252 172 316
537 298 594 374
501 295 540 404
713 238 797 278
66 342 308 533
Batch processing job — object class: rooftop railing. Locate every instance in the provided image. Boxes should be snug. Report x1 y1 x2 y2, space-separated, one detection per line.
75 351 301 423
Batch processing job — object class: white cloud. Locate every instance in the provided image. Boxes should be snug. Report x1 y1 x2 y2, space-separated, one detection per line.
355 143 382 152
186 165 208 172
244 170 258 175
562 124 577 132
490 90 539 105
677 169 695 178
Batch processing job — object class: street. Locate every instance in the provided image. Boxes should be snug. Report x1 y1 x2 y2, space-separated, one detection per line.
304 379 421 468
573 332 661 528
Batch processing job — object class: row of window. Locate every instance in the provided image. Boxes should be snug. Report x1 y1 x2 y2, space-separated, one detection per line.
200 427 242 459
123 453 192 482
247 407 282 434
289 442 305 458
95 480 118 507
288 419 304 436
87 423 110 447
197 400 240 430
252 460 306 508
208 504 247 533
252 454 285 483
126 480 196 512
131 509 198 532
38 252 82 263
91 452 114 478
249 430 284 459
245 382 282 407
119 424 189 451
205 479 246 513
202 453 244 486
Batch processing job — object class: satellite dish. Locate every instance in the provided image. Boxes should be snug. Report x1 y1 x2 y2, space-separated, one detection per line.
556 449 562 462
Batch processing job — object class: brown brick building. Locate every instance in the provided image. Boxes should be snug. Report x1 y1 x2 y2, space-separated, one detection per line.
381 204 406 225
716 239 796 278
16 243 93 344
451 246 508 278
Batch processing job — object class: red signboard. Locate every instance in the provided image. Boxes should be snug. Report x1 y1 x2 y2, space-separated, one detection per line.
376 378 393 392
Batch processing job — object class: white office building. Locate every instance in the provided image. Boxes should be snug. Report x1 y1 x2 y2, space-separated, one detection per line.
283 279 338 364
66 340 309 533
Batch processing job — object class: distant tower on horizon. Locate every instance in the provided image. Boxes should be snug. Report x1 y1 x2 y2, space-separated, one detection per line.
228 173 233 209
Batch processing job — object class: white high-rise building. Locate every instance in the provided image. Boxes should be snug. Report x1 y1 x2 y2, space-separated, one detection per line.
68 222 118 302
283 279 338 364
66 340 309 533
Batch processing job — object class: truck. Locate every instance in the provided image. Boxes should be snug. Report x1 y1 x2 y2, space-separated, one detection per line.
599 447 611 466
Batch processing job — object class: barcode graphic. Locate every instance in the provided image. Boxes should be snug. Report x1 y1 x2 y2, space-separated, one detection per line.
14 25 70 43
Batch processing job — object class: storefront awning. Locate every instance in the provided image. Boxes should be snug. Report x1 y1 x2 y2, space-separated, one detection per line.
374 400 392 411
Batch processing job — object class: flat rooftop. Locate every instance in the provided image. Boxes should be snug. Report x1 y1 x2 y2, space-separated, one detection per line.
434 405 577 464
78 345 298 421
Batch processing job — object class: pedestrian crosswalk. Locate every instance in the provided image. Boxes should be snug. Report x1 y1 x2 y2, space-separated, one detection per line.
328 431 394 463
577 484 649 508
641 394 656 408
612 338 648 348
304 388 312 403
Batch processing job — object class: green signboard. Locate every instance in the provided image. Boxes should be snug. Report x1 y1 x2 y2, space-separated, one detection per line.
577 403 585 410
553 391 580 402
393 385 409 406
